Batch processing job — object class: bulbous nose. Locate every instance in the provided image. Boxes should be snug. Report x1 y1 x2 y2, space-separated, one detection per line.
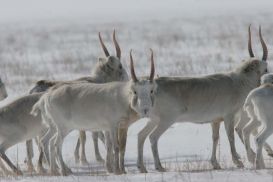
142 108 149 116
144 109 148 114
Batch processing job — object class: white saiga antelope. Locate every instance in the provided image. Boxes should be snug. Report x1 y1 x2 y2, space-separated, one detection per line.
210 26 273 169
26 31 129 171
0 92 45 175
135 26 268 173
218 27 273 166
31 49 157 175
243 73 273 169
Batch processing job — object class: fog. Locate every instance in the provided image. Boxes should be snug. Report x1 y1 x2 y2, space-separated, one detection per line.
0 0 272 24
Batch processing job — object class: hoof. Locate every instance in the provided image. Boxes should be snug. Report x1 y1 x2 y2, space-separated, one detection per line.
61 170 72 176
120 168 127 174
138 165 148 173
211 159 221 170
236 153 242 159
63 166 73 176
212 164 221 170
156 167 166 172
235 161 244 168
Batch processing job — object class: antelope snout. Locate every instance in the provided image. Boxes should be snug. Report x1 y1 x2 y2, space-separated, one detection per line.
141 108 150 117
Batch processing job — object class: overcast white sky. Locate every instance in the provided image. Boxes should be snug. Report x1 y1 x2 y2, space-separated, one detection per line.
0 0 272 23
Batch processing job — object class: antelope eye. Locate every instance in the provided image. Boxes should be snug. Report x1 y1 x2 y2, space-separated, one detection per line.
134 91 137 94
150 90 153 94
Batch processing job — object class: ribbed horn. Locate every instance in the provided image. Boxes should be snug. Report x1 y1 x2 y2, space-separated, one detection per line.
149 49 155 82
248 25 254 58
259 26 268 61
130 50 138 82
113 30 121 59
98 32 110 57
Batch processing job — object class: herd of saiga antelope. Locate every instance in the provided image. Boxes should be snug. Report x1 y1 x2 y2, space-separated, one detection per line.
0 25 272 176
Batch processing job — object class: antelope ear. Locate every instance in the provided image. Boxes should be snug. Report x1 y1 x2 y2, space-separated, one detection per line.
98 57 106 64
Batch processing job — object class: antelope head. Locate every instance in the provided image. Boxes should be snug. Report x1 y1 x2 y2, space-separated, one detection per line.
96 30 129 81
129 49 157 117
241 25 268 81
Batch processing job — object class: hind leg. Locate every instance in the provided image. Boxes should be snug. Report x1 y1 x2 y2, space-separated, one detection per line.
39 114 57 167
55 128 72 176
210 120 221 169
0 158 13 175
40 122 59 175
48 131 60 175
224 114 244 168
250 127 273 157
110 126 122 175
37 150 47 174
74 130 87 165
0 141 23 176
119 127 128 173
36 129 48 174
74 136 80 164
235 111 249 144
92 132 104 162
40 126 56 168
255 123 273 169
79 131 88 165
25 139 35 173
0 152 22 175
105 131 113 173
242 117 260 164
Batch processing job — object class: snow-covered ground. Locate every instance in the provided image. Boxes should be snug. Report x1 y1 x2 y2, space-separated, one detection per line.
1 0 273 181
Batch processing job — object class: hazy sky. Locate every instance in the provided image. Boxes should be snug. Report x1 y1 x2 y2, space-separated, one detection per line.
0 0 272 23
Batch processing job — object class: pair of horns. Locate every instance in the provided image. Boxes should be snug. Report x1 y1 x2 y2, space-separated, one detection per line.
130 49 155 82
248 25 268 61
98 30 121 59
